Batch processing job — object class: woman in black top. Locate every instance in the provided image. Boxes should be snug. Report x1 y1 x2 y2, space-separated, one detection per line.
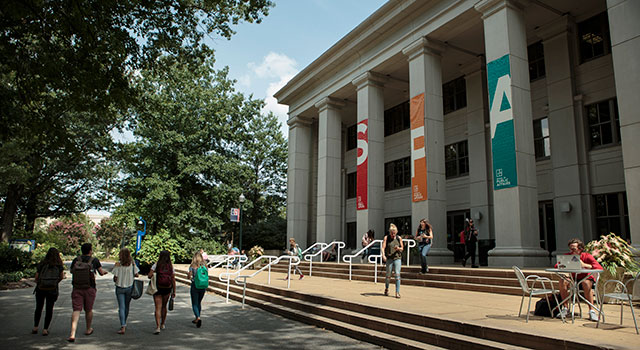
414 219 433 274
32 247 64 335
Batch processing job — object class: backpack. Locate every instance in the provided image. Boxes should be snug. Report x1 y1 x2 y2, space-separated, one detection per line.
193 265 209 289
296 246 303 260
37 264 60 291
156 264 173 288
72 257 95 289
534 296 560 317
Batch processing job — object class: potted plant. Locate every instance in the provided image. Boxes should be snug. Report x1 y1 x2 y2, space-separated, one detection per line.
586 233 639 302
248 245 265 269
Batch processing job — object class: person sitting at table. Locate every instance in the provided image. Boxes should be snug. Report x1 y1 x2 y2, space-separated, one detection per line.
555 238 603 321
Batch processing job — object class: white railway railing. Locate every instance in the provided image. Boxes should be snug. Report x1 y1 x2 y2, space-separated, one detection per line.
303 240 345 276
218 255 278 303
235 255 301 308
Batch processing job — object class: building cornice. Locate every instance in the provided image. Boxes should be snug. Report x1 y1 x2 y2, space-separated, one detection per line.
402 37 446 61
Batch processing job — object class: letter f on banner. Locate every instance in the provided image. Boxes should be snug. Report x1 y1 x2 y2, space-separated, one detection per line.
356 119 368 210
410 94 427 201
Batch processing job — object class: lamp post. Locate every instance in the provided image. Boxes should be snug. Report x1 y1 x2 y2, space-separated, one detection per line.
238 193 245 252
120 223 127 249
136 216 147 258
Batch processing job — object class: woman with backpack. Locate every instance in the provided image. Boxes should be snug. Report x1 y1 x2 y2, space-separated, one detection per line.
32 247 64 336
187 250 208 328
148 250 176 334
111 248 139 335
286 238 304 280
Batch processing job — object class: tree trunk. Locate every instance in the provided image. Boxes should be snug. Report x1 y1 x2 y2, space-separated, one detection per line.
23 192 38 234
2 184 23 242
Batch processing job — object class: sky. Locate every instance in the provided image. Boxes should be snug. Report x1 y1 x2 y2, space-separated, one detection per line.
205 0 387 136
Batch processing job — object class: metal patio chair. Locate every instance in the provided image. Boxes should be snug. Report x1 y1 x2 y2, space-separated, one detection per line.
596 272 639 334
513 266 562 322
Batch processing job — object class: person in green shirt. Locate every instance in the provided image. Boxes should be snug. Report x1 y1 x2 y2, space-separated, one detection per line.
382 223 404 298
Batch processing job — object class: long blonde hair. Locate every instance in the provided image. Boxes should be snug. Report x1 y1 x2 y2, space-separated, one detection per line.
190 250 205 268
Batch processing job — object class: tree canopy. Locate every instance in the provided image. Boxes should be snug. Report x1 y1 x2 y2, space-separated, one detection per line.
0 0 273 241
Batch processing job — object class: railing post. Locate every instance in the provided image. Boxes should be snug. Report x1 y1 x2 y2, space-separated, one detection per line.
287 258 292 289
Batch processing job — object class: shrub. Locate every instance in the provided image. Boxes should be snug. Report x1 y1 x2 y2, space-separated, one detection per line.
182 237 226 262
586 233 639 274
0 243 34 273
46 220 92 255
128 229 187 265
0 271 24 284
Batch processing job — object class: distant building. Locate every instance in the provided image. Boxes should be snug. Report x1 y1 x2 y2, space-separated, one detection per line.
275 0 639 266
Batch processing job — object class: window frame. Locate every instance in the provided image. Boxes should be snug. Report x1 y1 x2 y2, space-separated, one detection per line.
383 101 410 137
577 12 611 64
346 124 357 151
346 172 356 199
586 98 620 149
593 192 630 242
533 117 551 160
528 41 546 82
384 157 411 191
443 76 467 115
445 140 469 179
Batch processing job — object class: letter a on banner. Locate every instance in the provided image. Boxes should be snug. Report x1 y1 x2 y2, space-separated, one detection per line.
410 94 427 202
356 119 368 210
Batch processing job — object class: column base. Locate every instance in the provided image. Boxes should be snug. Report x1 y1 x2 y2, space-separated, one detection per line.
488 247 551 268
427 247 454 265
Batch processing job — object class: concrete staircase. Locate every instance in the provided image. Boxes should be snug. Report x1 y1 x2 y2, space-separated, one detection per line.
174 267 607 350
268 261 559 296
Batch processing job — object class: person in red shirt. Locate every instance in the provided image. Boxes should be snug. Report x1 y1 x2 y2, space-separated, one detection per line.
556 238 603 321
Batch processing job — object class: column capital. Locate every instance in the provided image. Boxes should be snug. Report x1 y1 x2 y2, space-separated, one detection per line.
287 115 312 128
474 0 530 19
460 57 486 77
535 14 573 42
351 71 387 91
314 97 346 112
402 37 446 61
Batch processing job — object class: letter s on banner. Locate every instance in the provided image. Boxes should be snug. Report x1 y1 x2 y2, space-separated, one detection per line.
356 119 368 210
410 94 427 202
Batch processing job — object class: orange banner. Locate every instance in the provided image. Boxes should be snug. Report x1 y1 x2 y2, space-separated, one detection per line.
410 94 427 202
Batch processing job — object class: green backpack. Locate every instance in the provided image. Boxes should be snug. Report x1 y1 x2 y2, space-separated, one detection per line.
193 265 209 289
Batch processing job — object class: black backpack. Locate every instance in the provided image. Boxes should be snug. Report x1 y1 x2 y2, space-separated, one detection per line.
72 256 95 289
37 264 60 291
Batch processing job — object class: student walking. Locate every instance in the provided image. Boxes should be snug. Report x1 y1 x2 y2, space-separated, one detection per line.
187 250 208 328
68 243 108 342
111 248 139 334
148 250 176 334
414 219 433 274
32 247 64 336
382 224 404 299
462 218 479 268
286 238 304 280
361 230 374 263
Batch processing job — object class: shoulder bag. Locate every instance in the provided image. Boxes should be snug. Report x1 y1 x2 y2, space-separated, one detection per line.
145 273 157 296
131 265 144 300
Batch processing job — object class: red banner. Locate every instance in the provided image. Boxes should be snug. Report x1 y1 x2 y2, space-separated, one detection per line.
356 119 368 210
410 94 427 202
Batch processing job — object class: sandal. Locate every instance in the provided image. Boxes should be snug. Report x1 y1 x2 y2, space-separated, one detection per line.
85 328 93 336
395 293 401 299
117 327 125 335
31 328 38 334
42 329 49 336
67 337 75 342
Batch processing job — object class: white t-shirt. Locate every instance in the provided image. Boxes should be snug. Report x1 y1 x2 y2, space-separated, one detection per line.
112 264 140 288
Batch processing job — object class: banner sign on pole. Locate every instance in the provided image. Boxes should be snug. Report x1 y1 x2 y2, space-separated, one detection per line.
410 93 427 202
356 119 368 210
230 208 240 222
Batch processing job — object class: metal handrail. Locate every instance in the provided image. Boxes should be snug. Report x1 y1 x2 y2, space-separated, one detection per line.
402 238 416 266
235 255 301 308
219 255 278 303
304 240 345 276
300 242 327 256
343 239 383 282
208 254 248 270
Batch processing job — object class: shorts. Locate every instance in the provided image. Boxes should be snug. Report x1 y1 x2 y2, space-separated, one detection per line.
154 287 172 296
71 287 97 311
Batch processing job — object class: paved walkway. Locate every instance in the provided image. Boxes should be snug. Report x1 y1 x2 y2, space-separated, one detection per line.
193 264 639 349
0 272 378 349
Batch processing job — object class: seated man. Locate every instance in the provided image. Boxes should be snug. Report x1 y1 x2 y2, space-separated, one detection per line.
555 238 603 321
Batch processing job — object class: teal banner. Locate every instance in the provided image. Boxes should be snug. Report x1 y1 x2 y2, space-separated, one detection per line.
487 54 517 190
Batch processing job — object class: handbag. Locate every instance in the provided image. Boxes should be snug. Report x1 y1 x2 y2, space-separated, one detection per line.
145 274 157 296
168 295 174 311
131 266 143 300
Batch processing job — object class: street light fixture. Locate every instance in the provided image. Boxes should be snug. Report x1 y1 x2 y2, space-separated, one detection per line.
238 193 245 253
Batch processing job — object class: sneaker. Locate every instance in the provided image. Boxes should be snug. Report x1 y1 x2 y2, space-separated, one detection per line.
471 265 479 268
589 309 599 322
154 328 160 335
556 307 569 319
299 275 304 280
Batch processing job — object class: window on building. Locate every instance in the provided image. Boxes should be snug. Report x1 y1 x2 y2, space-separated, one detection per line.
346 222 357 249
384 157 410 191
346 172 356 199
446 210 470 247
443 76 467 114
384 216 412 237
533 117 550 159
538 201 556 255
346 124 357 151
445 141 469 178
384 101 410 136
528 41 546 81
594 192 630 242
578 12 611 64
587 98 620 148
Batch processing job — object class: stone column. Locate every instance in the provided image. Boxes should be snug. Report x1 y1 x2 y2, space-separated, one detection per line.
314 97 345 243
351 72 386 240
475 0 548 266
462 58 492 242
536 15 588 253
287 116 312 249
607 0 640 249
402 38 451 263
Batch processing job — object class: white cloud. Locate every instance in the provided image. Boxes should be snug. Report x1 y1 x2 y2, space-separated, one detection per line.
247 52 299 137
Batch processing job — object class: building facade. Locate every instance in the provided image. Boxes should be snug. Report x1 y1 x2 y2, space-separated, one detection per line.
274 0 640 266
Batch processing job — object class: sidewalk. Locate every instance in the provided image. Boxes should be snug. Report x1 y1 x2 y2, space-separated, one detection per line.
0 272 377 349
194 264 639 349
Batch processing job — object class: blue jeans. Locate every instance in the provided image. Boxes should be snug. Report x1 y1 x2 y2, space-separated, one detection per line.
115 286 132 327
190 284 206 318
385 258 402 293
419 243 432 272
